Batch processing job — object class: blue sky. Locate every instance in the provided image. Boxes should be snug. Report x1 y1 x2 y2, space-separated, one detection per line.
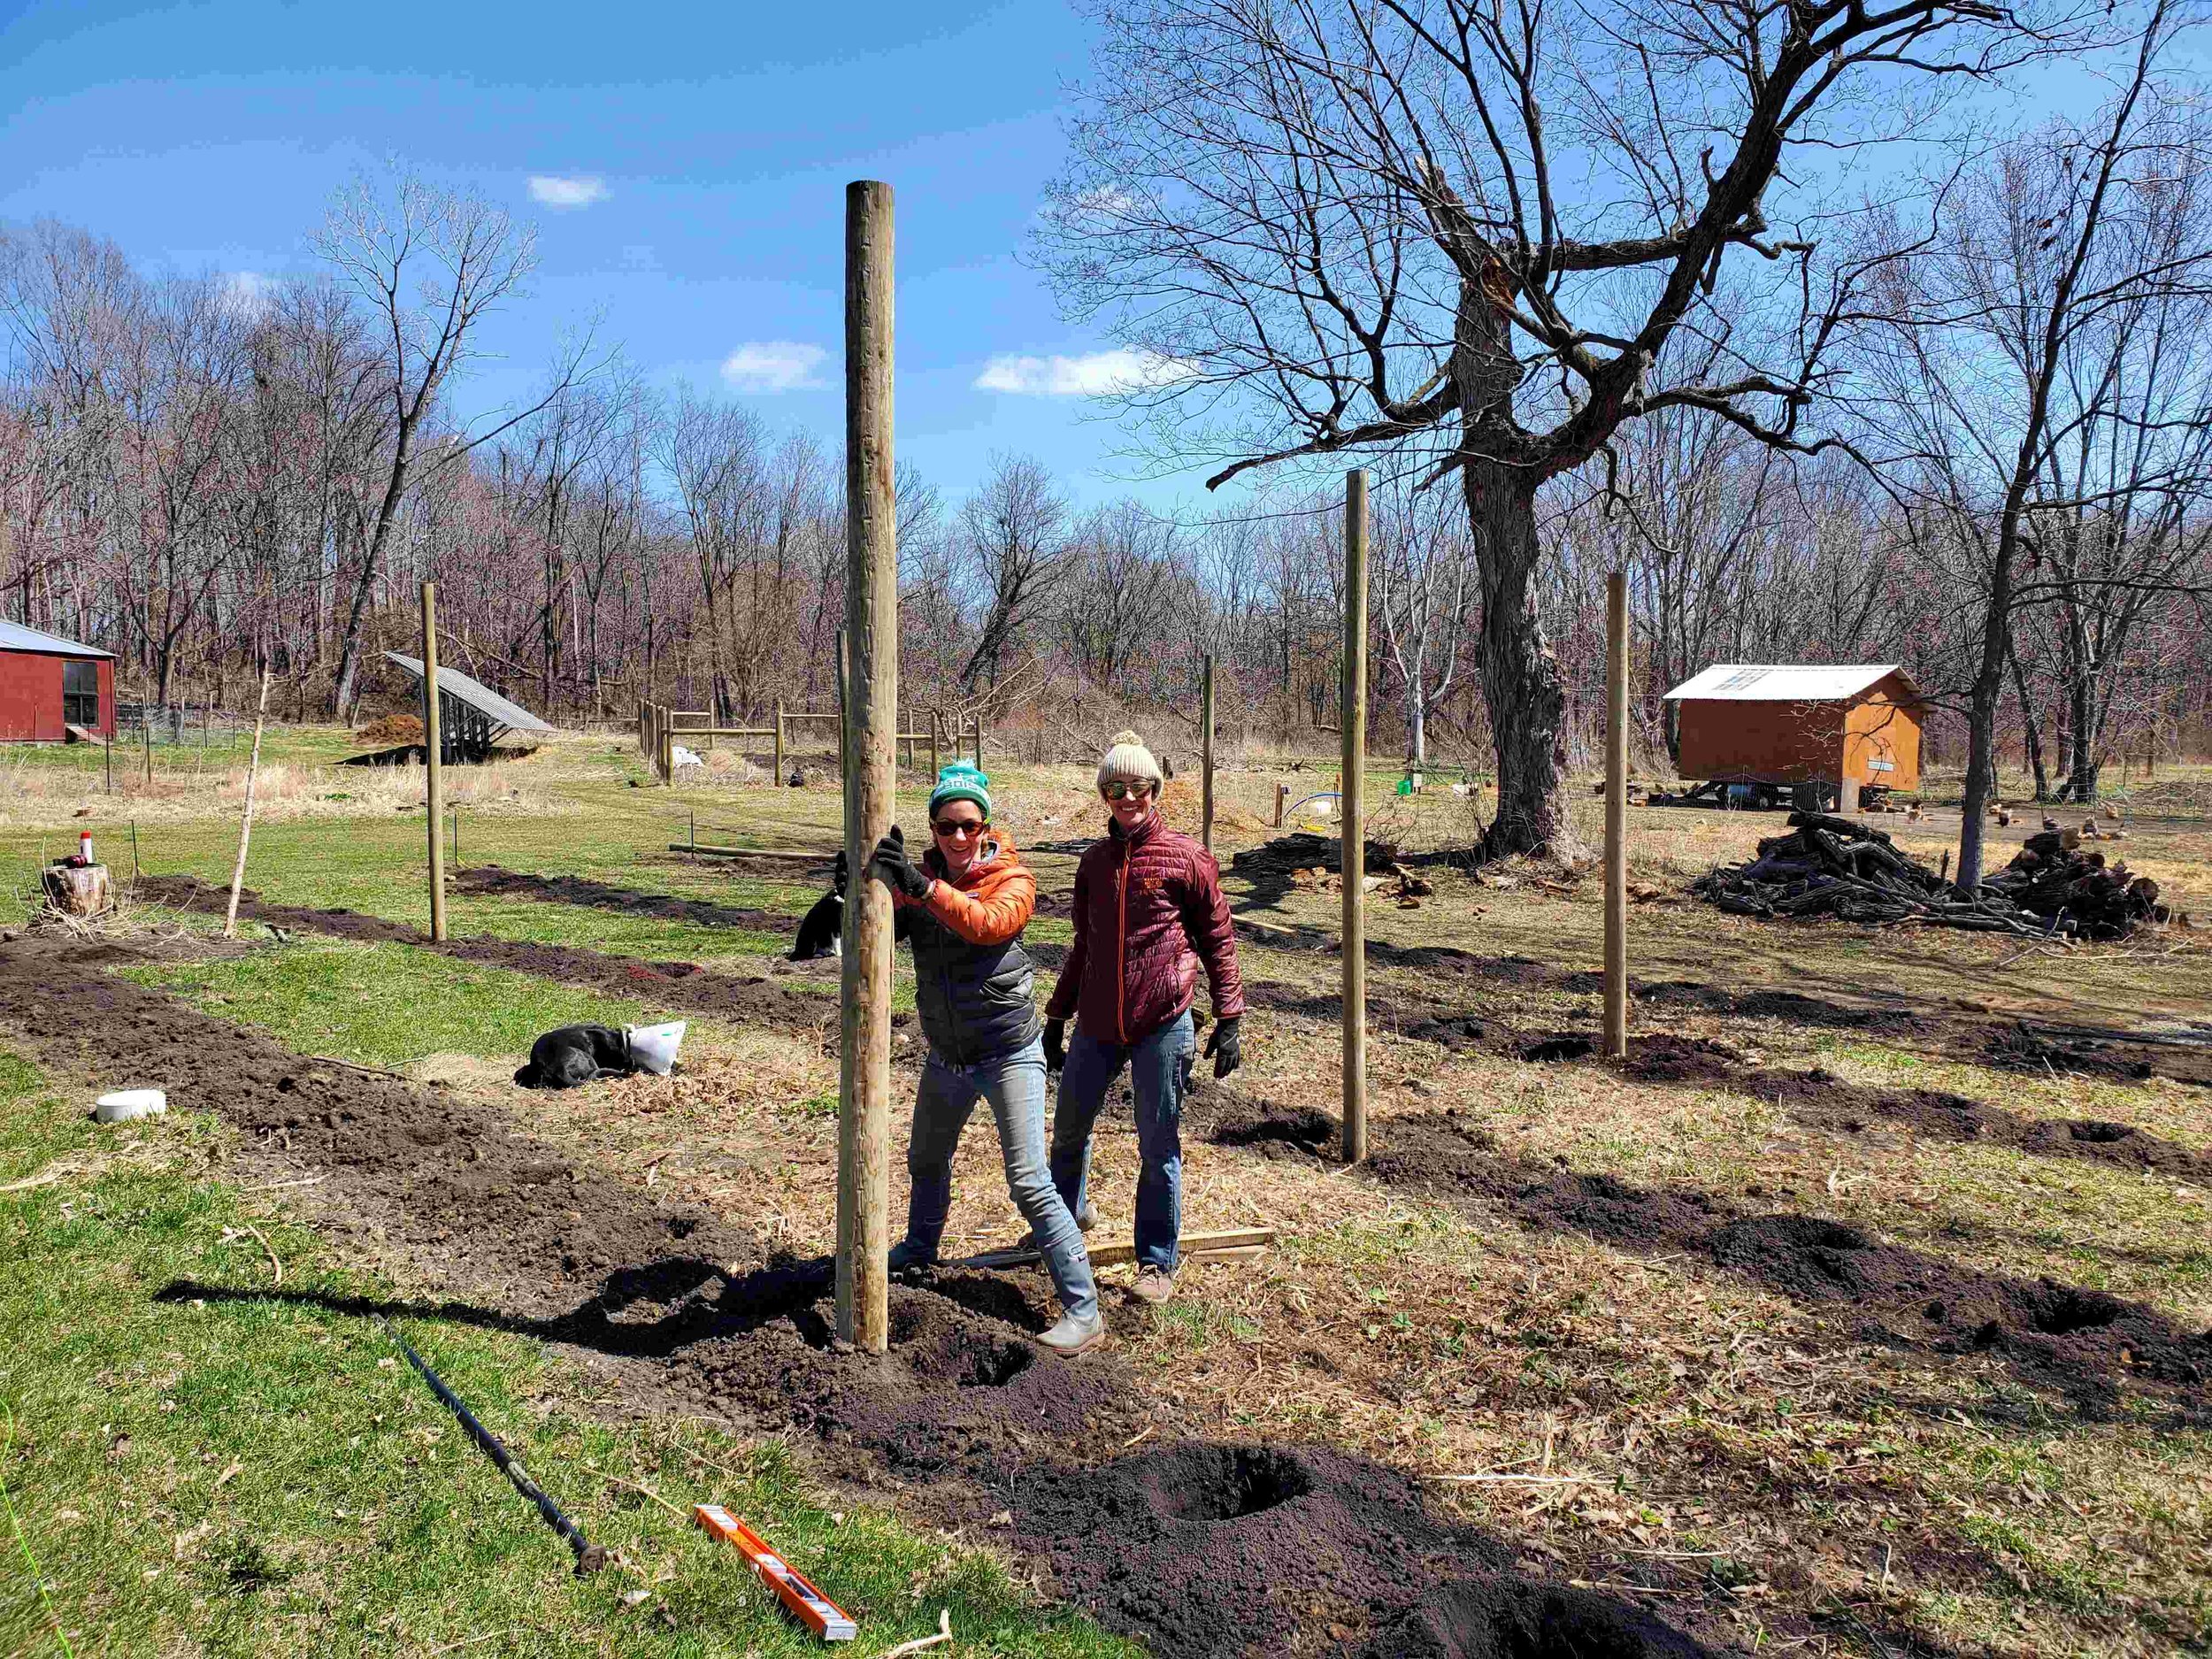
0 0 1196 511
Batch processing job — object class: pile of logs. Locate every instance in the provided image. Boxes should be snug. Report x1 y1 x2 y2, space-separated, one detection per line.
1693 812 2166 940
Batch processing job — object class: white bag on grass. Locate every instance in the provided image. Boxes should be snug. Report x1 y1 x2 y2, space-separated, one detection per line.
626 1021 687 1076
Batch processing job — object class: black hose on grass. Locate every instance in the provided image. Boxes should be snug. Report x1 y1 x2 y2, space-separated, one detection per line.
377 1316 609 1577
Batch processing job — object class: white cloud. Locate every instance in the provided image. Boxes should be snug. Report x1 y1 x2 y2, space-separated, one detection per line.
528 173 608 210
719 342 829 394
972 347 1198 397
220 271 276 319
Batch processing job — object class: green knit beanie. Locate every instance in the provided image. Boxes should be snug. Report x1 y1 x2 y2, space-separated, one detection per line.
928 763 992 819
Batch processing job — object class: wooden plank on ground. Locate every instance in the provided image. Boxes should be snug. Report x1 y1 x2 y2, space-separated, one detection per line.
954 1226 1275 1271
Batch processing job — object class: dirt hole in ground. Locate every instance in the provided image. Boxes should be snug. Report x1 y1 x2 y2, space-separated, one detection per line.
1364 1573 1716 1659
2027 1286 2127 1336
2068 1119 2137 1144
1213 1103 1338 1156
1519 1033 1594 1064
1140 1445 1314 1523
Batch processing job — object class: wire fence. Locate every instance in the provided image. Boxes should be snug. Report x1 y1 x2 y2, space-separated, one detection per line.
115 703 249 748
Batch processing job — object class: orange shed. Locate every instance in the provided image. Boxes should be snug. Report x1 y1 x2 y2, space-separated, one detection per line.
1663 664 1922 804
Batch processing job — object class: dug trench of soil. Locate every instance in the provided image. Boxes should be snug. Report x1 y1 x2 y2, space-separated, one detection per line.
0 933 1717 1659
1202 1060 2212 1426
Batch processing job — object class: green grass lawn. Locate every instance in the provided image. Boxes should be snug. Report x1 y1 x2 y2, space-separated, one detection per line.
0 1048 1135 1659
119 941 654 1069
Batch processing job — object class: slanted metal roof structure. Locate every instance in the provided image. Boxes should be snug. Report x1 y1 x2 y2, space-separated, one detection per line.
0 619 115 658
383 652 555 764
1663 664 1913 703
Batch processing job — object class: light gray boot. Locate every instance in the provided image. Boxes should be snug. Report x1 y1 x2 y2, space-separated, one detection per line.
1035 1310 1107 1357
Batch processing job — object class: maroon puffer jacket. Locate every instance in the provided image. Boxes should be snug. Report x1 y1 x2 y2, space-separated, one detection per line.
1043 810 1245 1044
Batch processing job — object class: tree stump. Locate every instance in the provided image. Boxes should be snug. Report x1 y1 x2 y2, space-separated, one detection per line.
42 863 112 918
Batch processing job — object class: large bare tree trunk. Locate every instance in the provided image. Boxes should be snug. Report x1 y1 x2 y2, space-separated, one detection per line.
1467 461 1578 860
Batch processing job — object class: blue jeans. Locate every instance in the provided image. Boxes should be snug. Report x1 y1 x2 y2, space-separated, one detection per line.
1050 1010 1195 1273
905 1035 1098 1321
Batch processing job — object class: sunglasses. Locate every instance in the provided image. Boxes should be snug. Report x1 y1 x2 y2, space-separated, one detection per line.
1101 781 1155 802
931 818 986 839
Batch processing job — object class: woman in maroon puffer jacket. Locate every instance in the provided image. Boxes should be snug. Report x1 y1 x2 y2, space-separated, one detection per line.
1043 730 1245 1305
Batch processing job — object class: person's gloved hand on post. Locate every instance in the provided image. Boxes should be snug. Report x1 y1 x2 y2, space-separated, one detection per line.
1203 1014 1241 1079
867 826 932 901
1043 1018 1066 1073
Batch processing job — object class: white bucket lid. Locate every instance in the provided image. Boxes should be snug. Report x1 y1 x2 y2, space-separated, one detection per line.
95 1088 167 1124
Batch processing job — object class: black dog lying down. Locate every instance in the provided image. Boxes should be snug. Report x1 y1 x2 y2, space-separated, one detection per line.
513 1025 638 1089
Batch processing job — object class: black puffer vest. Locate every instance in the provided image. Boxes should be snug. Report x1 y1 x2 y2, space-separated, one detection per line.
898 842 1041 1067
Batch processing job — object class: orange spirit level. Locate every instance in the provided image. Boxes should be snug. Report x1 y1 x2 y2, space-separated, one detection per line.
693 1504 857 1642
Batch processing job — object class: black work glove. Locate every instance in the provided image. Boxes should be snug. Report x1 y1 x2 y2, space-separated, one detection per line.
1043 1018 1066 1074
1203 1015 1242 1079
866 826 931 901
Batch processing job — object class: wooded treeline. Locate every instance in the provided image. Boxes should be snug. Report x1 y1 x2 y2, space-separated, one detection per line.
4 75 2211 813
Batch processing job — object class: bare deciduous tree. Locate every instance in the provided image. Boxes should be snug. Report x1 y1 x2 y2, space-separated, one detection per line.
1041 0 2069 856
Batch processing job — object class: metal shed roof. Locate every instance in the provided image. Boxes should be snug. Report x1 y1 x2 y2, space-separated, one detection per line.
1663 664 1915 703
382 652 556 734
0 619 115 659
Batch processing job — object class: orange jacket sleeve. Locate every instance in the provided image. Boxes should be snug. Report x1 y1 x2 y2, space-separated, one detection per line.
921 861 1035 946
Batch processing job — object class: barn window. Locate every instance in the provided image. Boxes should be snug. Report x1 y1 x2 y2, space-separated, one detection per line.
61 659 97 726
1712 667 1770 692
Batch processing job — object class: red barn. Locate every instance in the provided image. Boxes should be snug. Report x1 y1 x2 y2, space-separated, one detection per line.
0 620 116 742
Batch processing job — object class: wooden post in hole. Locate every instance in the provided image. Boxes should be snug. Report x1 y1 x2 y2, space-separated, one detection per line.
1341 470 1369 1165
222 664 273 940
775 703 786 785
1201 654 1216 854
972 712 984 772
1602 570 1627 1060
422 581 448 942
1275 781 1288 827
838 179 896 1356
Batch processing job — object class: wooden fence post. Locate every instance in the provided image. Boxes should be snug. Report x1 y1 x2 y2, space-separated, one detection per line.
838 179 896 1356
1202 654 1216 854
928 710 941 780
775 703 786 784
1341 470 1369 1165
972 713 984 772
1603 571 1627 1060
423 583 448 942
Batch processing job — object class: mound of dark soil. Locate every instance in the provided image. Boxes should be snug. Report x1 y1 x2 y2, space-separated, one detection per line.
1011 1442 1712 1659
1709 1214 2209 1393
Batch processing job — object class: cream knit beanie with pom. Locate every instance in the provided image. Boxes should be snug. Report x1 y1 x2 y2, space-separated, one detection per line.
1096 729 1164 793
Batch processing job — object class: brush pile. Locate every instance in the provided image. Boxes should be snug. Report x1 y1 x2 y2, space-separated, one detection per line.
1694 812 2166 941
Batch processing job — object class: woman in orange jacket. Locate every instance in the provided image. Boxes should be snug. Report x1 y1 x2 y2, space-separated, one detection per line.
864 764 1103 1356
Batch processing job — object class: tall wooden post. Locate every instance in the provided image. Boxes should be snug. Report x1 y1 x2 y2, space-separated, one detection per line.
421 585 449 941
928 710 941 780
774 703 786 784
1602 571 1628 1059
835 630 849 779
972 713 984 772
838 179 896 1356
222 665 273 940
1201 654 1217 853
1341 471 1369 1165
